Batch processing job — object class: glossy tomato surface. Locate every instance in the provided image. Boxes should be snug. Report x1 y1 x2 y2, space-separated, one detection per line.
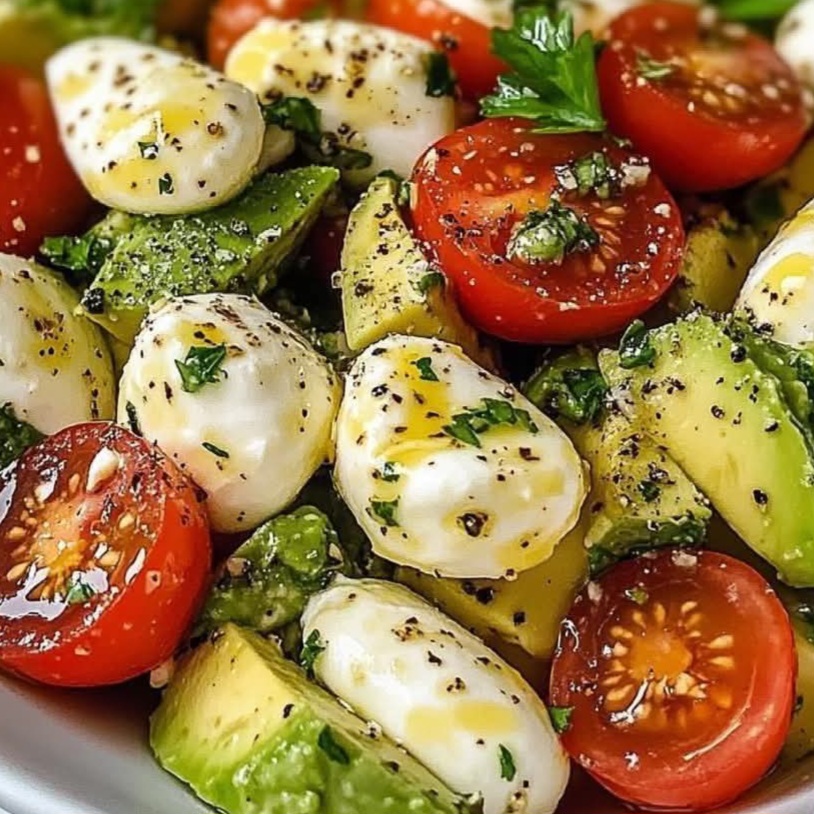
550 549 796 811
0 423 211 687
598 2 807 192
411 118 684 344
0 66 91 257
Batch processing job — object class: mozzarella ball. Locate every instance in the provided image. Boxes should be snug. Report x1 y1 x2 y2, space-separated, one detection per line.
46 38 284 215
0 254 115 433
225 19 456 183
302 578 570 814
777 0 814 94
737 197 814 347
334 335 587 579
117 294 340 532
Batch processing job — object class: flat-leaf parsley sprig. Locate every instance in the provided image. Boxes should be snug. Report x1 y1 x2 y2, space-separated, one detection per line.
481 8 606 134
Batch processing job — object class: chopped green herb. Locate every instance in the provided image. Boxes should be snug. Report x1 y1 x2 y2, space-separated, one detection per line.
498 744 517 781
202 442 230 459
637 480 661 503
559 151 618 199
624 586 650 605
175 344 228 394
524 362 607 425
416 271 446 294
138 140 159 160
443 398 539 448
481 9 605 134
317 726 351 765
619 320 656 369
587 544 619 577
0 403 43 469
300 629 326 676
370 498 399 527
65 573 98 605
158 172 174 195
379 462 401 482
40 233 116 285
412 357 439 382
425 52 457 98
548 706 574 734
507 201 600 265
636 52 676 81
124 401 141 437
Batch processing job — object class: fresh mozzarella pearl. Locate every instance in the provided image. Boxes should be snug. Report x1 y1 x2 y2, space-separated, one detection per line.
46 38 284 215
225 19 456 183
0 254 115 433
777 0 814 93
737 198 814 347
334 335 587 579
117 294 340 532
302 578 570 814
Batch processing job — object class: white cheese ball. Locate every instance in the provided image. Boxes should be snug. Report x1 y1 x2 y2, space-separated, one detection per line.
225 19 456 183
334 335 587 579
777 0 814 94
117 294 340 532
46 38 284 215
737 197 814 347
0 254 115 434
302 578 570 814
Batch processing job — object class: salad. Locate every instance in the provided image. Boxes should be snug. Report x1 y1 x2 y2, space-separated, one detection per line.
0 0 814 812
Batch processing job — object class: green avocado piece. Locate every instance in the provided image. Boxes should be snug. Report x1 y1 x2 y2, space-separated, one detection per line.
600 312 814 587
150 624 478 814
196 506 337 638
80 166 340 346
0 403 43 468
779 590 814 763
0 0 159 75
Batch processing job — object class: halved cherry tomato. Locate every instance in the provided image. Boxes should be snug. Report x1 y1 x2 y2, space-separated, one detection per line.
0 66 91 257
364 0 506 100
0 423 211 687
598 2 807 192
411 118 684 344
208 0 341 69
550 549 796 811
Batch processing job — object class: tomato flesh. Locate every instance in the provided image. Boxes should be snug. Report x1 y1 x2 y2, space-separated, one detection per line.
411 118 684 344
0 66 91 257
598 2 807 192
0 423 211 687
550 549 796 811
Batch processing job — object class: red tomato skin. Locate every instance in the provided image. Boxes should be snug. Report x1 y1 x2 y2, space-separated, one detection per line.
365 0 505 100
411 118 685 344
549 550 797 811
0 424 211 688
0 66 91 257
597 2 807 193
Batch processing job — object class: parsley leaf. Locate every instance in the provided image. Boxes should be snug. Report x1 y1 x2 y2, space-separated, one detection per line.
619 320 656 369
624 586 650 605
636 52 676 80
412 357 439 381
65 573 98 605
175 344 228 394
158 172 174 195
300 629 326 676
370 498 399 527
444 398 539 448
524 360 607 425
40 233 116 287
425 52 457 97
637 479 661 503
498 744 517 781
481 9 605 134
548 706 574 734
556 150 618 199
378 462 401 482
507 201 599 265
317 726 350 765
0 403 43 469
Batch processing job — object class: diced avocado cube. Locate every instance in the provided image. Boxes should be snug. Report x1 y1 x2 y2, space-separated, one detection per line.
150 624 477 814
341 176 491 366
81 166 340 346
600 312 814 587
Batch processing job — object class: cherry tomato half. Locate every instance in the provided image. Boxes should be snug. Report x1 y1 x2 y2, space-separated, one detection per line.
411 118 685 344
598 2 807 192
0 423 211 687
550 549 796 811
364 0 506 100
0 66 91 257
208 0 341 69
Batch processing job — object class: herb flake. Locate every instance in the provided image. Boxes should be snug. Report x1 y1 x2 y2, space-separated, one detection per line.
425 52 457 98
549 706 574 734
498 744 517 781
443 398 539 448
412 357 440 382
318 726 351 765
619 320 656 369
370 498 399 527
202 441 230 459
300 629 326 676
508 201 600 265
636 52 676 81
175 344 228 394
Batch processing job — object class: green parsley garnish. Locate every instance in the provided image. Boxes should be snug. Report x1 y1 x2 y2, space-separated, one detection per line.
370 498 399 527
416 271 446 294
175 344 228 394
412 357 439 382
636 51 676 81
619 320 656 369
158 172 174 195
202 442 230 459
481 9 605 134
524 363 607 425
124 401 141 437
138 140 159 160
40 233 116 286
300 629 326 676
624 586 650 605
443 398 539 449
0 403 43 469
558 151 618 199
65 573 98 605
548 706 574 734
507 201 600 265
498 744 517 781
379 462 401 482
317 726 350 765
425 52 457 98
587 545 619 577
637 479 661 503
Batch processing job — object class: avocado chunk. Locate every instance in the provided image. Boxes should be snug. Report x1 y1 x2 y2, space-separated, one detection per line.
0 0 159 75
340 176 488 365
0 403 43 468
600 312 814 587
196 506 338 638
669 208 759 314
80 166 340 346
396 519 588 661
151 624 477 814
780 591 814 763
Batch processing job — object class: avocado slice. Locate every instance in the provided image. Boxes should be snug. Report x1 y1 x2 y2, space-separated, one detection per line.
80 166 340 346
600 312 814 587
780 591 814 763
340 176 490 366
151 624 478 814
